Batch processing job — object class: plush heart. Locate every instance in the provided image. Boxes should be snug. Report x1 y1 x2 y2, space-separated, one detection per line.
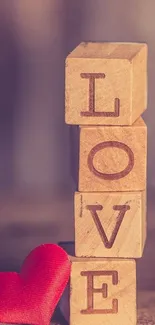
0 244 71 325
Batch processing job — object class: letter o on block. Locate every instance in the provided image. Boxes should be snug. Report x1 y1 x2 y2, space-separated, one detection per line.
79 120 147 192
88 141 134 180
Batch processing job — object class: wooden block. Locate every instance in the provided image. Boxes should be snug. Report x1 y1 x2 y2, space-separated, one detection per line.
58 243 149 324
69 256 136 325
65 42 147 126
79 117 147 192
69 125 79 185
75 190 146 258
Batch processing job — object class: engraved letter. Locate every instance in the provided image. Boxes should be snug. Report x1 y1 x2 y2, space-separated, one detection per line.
81 270 118 314
87 141 134 180
80 73 120 117
86 204 130 248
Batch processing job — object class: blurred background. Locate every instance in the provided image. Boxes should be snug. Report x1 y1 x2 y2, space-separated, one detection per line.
0 0 154 289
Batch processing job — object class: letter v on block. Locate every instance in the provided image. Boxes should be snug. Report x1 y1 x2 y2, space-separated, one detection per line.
86 205 130 249
74 191 146 258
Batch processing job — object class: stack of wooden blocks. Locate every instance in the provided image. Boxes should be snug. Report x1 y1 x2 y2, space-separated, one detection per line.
65 42 147 325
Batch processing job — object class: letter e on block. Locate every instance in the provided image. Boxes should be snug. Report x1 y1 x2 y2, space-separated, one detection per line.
70 257 136 325
65 42 147 126
79 117 147 191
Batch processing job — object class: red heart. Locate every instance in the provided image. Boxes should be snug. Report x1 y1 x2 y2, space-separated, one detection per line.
0 244 71 325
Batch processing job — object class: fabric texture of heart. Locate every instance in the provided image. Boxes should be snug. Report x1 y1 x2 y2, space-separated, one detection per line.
0 243 71 325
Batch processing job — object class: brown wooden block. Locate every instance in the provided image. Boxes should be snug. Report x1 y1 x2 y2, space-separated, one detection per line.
58 243 155 324
79 117 147 192
69 125 79 185
69 257 136 325
74 190 146 258
65 42 147 126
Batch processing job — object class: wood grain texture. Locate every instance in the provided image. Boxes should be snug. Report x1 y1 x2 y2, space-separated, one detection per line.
74 190 146 258
69 256 136 325
58 243 155 325
59 290 155 325
65 42 147 126
79 117 147 192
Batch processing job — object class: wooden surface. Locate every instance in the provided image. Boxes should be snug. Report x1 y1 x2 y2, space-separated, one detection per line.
74 190 146 258
69 257 136 325
79 117 147 192
137 291 155 325
65 42 147 126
